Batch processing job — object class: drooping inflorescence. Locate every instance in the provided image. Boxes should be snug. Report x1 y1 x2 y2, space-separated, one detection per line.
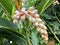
13 6 48 44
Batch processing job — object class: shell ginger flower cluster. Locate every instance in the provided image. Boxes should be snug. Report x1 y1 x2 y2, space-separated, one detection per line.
13 6 48 44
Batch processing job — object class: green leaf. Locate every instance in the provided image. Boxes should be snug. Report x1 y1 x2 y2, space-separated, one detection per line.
0 28 27 45
0 0 13 14
31 32 38 45
44 0 54 11
24 0 37 9
36 0 54 14
0 6 3 17
0 37 3 45
2 38 9 45
0 18 18 29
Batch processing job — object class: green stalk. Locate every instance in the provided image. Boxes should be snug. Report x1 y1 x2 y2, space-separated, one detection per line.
47 24 60 43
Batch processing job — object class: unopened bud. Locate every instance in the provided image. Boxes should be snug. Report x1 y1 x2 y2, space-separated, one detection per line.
39 24 47 30
31 9 38 15
36 18 42 23
37 27 41 32
13 19 18 24
34 14 40 18
14 14 20 19
20 15 26 21
42 35 48 40
28 6 35 11
33 22 39 27
29 16 36 23
22 10 27 14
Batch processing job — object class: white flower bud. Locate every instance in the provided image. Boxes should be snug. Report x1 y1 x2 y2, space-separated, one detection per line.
34 14 40 18
44 30 48 34
20 15 26 21
33 9 38 13
29 16 36 23
40 30 48 36
36 18 42 23
44 36 48 41
42 35 48 40
42 35 45 38
40 30 47 35
31 9 38 15
14 14 20 19
42 35 48 43
39 24 47 30
28 6 35 11
37 27 41 32
13 19 18 24
33 22 39 27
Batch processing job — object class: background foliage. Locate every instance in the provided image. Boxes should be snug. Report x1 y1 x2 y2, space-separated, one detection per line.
0 0 60 45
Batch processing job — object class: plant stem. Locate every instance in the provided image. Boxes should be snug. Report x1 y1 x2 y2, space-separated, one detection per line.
26 30 32 45
47 24 60 43
54 14 60 23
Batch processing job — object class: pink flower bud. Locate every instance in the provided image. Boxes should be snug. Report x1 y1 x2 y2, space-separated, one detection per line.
22 8 27 14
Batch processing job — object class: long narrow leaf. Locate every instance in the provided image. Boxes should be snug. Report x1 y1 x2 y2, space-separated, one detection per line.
0 18 18 29
0 28 27 45
31 32 38 45
36 0 54 14
44 0 54 12
0 0 13 14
